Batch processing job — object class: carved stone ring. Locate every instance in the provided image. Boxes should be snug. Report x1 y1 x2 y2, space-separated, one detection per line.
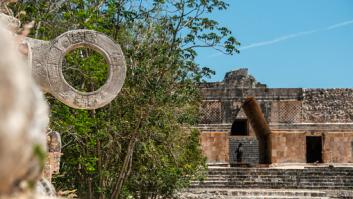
26 30 126 109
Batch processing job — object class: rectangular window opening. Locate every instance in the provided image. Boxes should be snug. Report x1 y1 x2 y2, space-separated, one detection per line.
306 136 323 163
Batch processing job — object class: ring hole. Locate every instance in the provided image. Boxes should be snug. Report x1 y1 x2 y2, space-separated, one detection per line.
62 47 109 92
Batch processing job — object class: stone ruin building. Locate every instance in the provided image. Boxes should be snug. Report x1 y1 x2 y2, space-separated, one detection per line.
199 68 353 166
183 68 353 198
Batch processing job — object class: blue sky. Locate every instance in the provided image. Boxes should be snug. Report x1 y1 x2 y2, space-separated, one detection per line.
196 0 353 88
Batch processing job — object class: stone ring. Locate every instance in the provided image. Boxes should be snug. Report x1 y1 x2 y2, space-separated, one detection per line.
27 30 126 109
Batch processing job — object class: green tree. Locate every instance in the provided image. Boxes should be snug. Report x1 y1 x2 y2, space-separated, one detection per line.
12 0 239 198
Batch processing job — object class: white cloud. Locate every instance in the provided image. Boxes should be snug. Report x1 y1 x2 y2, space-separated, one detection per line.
238 18 353 51
240 29 318 50
326 19 353 30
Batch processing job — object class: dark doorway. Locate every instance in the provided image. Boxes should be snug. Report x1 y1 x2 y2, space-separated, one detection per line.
231 119 248 136
306 136 322 163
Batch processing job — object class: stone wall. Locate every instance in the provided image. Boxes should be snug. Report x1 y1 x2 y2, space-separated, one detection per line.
229 136 259 166
200 132 229 164
323 132 353 163
271 131 306 163
269 100 302 123
200 88 353 125
200 72 353 125
200 100 223 124
302 89 353 123
271 130 353 164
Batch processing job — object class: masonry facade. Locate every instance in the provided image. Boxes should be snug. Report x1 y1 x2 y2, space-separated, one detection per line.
199 68 353 166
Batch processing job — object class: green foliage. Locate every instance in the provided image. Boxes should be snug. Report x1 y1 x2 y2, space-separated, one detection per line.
125 129 206 198
33 144 47 169
12 0 239 198
63 48 108 92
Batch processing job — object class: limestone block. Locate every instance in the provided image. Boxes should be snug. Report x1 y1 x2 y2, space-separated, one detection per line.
200 132 229 164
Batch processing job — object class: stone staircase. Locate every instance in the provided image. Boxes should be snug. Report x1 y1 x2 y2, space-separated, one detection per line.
183 167 353 198
191 167 353 189
229 136 259 166
178 188 329 199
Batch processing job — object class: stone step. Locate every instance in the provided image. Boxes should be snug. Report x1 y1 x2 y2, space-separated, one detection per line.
207 175 352 178
178 188 328 199
208 172 353 175
204 178 353 182
209 167 353 174
191 186 353 190
195 178 353 182
191 167 353 191
207 171 353 175
191 180 353 185
208 170 353 172
190 185 353 191
209 167 353 170
228 197 328 199
201 179 353 184
190 182 353 189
